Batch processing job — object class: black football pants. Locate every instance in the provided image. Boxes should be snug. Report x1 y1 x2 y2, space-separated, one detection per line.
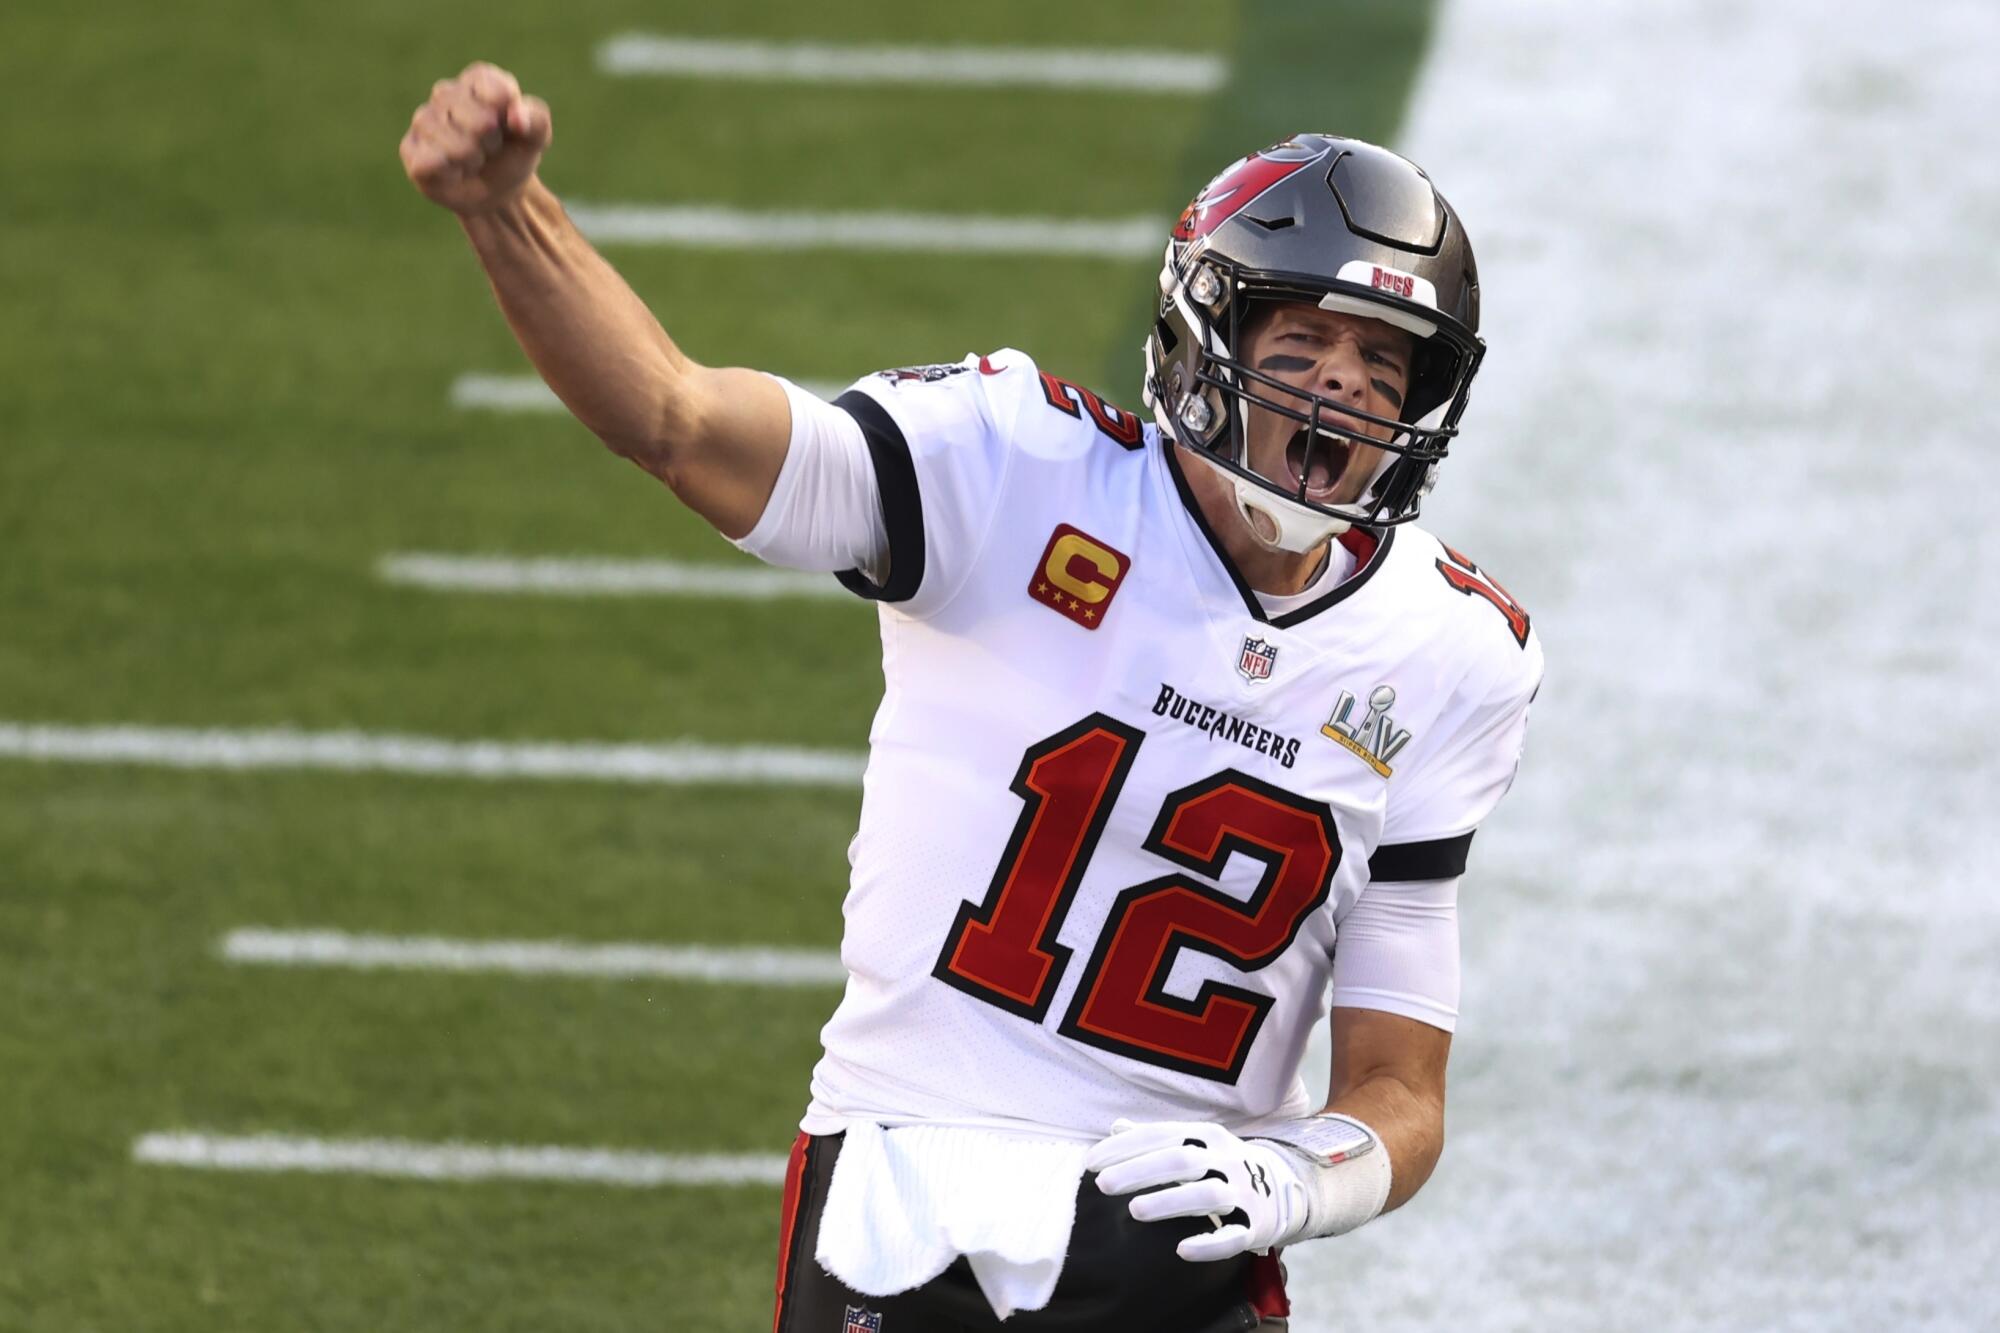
772 1131 1290 1332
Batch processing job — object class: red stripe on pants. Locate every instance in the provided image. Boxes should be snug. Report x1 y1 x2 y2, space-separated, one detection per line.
771 1132 812 1333
1247 1250 1291 1320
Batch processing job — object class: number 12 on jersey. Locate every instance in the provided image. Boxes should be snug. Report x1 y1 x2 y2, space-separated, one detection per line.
932 714 1342 1083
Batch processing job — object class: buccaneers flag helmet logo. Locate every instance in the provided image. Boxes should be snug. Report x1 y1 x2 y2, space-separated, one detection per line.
1171 140 1331 244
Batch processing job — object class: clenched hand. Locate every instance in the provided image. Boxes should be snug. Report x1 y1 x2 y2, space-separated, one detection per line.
400 61 552 215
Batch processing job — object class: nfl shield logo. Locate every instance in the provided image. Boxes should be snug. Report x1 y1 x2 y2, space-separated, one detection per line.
1237 636 1278 682
844 1306 883 1333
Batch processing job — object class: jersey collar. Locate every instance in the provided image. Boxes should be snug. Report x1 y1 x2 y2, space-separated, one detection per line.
1161 438 1397 628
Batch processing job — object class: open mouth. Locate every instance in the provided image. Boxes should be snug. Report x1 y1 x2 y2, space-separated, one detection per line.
1285 428 1352 501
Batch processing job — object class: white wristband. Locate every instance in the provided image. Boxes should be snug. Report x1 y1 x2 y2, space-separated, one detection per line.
1252 1114 1393 1239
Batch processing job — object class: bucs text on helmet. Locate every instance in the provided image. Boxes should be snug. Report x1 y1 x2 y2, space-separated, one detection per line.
1143 133 1484 552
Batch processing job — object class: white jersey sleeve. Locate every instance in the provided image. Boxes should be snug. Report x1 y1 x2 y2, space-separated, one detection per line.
1374 548 1545 871
1328 875 1461 1030
1322 669 1534 1032
1324 538 1543 1031
820 355 1026 618
729 376 890 583
1376 659 1540 857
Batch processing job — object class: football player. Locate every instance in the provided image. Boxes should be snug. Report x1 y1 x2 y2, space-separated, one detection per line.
404 63 1541 1332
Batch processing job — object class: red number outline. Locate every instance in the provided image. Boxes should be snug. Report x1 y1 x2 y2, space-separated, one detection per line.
935 718 1342 1084
1436 544 1532 648
931 715 1142 1020
1039 372 1144 449
1058 771 1339 1082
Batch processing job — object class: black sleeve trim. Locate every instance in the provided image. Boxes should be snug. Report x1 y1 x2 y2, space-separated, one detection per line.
1367 831 1475 882
832 390 926 604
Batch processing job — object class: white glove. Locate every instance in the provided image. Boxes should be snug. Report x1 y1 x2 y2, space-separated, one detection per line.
1085 1118 1311 1263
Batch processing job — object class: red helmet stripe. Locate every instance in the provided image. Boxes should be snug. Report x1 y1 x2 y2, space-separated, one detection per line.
1172 143 1329 243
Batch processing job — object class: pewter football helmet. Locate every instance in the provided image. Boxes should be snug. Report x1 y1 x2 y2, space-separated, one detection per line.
1144 134 1483 548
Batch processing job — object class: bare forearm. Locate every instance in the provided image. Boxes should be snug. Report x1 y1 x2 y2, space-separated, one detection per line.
406 65 791 534
458 176 687 468
1324 1072 1443 1212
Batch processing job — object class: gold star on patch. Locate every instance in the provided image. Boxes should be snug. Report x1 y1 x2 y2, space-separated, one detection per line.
1025 523 1129 632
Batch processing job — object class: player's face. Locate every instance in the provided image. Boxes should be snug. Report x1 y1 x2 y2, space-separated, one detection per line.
1237 302 1414 508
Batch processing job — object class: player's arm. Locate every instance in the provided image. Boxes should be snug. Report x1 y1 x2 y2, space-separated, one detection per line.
400 62 787 538
1095 622 1543 1262
1322 1005 1449 1213
1088 873 1461 1262
1086 1017 1446 1266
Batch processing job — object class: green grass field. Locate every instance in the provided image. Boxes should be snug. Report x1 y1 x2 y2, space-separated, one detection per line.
0 2 1435 1326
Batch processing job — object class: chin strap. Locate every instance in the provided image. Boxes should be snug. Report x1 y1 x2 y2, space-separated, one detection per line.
1218 461 1353 552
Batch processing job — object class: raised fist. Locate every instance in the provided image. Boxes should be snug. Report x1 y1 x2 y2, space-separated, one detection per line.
400 61 552 215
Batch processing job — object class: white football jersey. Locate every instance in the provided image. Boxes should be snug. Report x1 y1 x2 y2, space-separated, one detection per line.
798 350 1542 1139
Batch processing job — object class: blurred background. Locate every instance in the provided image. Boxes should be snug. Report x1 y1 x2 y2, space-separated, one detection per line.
2 0 1994 1328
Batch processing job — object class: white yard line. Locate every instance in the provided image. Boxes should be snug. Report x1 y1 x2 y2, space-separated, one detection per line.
595 34 1225 94
563 203 1163 259
448 373 565 413
450 372 848 412
132 1132 787 1187
378 553 847 600
0 723 864 786
221 928 846 986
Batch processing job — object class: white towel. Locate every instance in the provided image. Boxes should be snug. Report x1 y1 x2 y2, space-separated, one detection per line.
813 1121 1089 1320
